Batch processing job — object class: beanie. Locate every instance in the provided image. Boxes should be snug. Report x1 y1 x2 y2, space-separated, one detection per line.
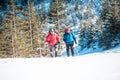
65 28 69 32
49 28 54 32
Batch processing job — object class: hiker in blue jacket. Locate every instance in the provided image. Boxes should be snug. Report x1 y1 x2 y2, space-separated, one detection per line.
63 28 77 56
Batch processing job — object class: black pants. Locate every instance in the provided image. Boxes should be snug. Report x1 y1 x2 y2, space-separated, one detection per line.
66 43 74 56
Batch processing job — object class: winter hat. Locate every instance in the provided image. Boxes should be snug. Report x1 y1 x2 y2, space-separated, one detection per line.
49 28 54 32
65 28 69 32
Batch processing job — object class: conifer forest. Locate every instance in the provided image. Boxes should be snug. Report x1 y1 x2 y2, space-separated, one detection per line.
0 0 120 58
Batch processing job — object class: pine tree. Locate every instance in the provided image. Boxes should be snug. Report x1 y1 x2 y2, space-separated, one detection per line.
78 0 101 50
99 0 120 49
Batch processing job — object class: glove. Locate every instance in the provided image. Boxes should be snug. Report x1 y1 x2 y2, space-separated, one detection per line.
58 42 60 44
75 41 77 44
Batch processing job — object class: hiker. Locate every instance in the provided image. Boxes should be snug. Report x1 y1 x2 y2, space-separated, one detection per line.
46 28 60 57
63 28 77 56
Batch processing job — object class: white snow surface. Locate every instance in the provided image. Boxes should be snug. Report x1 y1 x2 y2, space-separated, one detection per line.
0 47 120 80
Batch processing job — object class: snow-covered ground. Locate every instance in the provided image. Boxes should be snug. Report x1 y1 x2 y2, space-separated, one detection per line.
0 47 120 80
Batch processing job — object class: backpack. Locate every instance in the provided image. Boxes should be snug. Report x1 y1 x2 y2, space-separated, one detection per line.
63 32 76 44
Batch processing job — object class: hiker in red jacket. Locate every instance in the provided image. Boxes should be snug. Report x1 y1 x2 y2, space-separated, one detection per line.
46 28 60 57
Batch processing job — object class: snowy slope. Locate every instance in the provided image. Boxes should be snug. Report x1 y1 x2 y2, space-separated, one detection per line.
0 47 120 80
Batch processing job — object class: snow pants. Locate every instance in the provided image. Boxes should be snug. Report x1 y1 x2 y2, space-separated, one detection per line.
66 43 74 56
49 43 60 57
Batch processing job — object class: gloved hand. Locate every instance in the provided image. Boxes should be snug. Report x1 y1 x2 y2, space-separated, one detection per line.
58 42 60 44
75 41 77 44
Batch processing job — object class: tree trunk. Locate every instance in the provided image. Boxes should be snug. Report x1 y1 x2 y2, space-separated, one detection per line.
11 20 15 54
28 0 33 46
12 0 16 54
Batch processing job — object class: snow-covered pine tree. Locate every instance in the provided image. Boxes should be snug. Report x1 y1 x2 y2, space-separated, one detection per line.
99 0 120 50
78 0 100 50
